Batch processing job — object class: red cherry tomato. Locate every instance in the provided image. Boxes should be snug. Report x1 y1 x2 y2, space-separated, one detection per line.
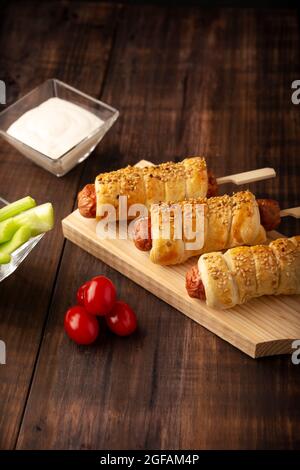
106 301 137 336
64 305 99 345
84 276 116 316
76 281 91 306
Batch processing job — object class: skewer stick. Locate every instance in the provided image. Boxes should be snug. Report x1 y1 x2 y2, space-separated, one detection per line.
216 168 276 185
280 207 300 219
136 160 155 168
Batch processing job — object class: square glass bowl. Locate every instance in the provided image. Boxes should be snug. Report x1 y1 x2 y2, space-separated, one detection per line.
0 197 44 282
0 79 119 176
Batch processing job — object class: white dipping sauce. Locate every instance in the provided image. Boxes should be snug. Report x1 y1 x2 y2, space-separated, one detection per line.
7 97 104 159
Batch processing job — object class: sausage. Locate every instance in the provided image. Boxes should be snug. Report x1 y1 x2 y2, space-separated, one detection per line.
78 184 96 218
257 199 281 231
133 217 152 251
77 170 219 219
186 265 206 300
78 185 281 234
207 170 218 198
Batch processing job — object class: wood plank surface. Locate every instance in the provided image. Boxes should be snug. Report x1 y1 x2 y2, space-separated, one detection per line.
0 1 300 450
0 0 119 449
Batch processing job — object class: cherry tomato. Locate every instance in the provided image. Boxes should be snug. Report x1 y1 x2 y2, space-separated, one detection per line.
64 305 99 345
76 281 91 306
84 276 116 316
106 301 137 336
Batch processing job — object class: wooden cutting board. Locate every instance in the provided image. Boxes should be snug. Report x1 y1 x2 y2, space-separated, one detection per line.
62 163 300 359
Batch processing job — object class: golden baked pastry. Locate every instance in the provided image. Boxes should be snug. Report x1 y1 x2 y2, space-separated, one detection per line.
148 191 266 265
94 157 208 219
195 237 300 309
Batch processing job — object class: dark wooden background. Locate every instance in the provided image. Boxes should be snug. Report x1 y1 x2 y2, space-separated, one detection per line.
0 0 300 450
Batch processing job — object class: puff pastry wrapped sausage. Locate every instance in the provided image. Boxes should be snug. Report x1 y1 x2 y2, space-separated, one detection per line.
78 157 214 219
135 191 267 265
186 236 300 309
94 157 208 220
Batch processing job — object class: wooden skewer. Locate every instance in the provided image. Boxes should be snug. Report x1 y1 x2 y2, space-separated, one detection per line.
137 160 155 168
216 167 276 185
137 160 276 186
280 207 300 219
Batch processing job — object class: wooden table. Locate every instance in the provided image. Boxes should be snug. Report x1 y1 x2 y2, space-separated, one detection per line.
0 1 300 450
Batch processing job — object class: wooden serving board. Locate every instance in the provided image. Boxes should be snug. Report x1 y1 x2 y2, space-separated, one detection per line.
62 213 300 359
62 163 300 359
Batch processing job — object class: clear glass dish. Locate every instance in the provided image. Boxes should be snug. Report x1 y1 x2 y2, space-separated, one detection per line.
0 197 44 282
0 79 119 177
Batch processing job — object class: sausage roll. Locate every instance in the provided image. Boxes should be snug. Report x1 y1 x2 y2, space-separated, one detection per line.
78 166 219 219
136 191 267 265
186 236 300 309
93 157 208 219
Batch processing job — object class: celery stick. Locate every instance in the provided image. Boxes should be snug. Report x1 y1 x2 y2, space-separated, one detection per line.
0 196 36 222
0 219 18 243
0 226 31 257
0 253 11 264
14 203 54 237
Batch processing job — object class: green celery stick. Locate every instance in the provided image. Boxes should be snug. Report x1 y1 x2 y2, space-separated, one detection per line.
0 225 31 257
0 196 36 222
0 253 11 264
0 219 18 244
14 203 54 237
